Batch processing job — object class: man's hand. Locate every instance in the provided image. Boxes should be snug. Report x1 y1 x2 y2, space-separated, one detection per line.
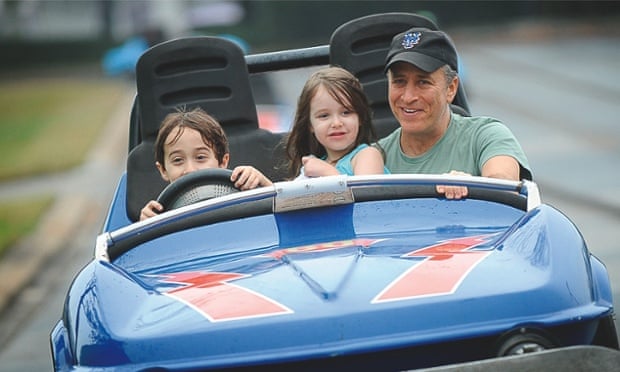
436 170 470 199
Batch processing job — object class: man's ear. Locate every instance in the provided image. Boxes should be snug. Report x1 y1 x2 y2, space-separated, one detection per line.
447 75 459 104
220 153 230 168
156 162 170 182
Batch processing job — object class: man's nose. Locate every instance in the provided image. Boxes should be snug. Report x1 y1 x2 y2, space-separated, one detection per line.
402 83 419 102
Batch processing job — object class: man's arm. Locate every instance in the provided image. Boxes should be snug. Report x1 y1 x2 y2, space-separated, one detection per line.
437 155 520 199
481 155 520 180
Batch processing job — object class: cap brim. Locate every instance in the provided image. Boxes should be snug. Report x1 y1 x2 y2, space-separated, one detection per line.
384 51 445 74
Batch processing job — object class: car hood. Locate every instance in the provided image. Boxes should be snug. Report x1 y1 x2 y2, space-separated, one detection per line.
64 202 607 369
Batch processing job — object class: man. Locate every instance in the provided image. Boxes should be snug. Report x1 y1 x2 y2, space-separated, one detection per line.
378 27 531 199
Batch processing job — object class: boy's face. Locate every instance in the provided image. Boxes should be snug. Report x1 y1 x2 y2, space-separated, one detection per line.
156 127 229 183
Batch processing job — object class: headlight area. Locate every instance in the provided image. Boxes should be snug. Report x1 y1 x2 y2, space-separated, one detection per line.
496 315 619 358
496 327 558 356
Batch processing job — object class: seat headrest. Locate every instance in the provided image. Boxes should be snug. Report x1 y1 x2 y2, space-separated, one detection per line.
329 12 470 129
136 36 260 142
126 36 265 222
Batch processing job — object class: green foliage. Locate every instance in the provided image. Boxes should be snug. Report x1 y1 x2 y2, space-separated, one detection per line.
0 78 126 180
0 195 54 257
0 77 126 255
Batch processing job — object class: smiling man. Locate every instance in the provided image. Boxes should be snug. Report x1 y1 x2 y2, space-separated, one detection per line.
378 28 531 199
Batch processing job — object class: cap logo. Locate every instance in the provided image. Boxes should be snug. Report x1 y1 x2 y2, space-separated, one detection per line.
401 32 421 49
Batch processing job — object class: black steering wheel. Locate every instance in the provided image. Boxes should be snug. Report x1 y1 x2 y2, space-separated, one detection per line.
156 168 240 211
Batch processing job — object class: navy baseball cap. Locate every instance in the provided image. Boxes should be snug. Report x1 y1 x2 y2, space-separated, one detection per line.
384 27 458 73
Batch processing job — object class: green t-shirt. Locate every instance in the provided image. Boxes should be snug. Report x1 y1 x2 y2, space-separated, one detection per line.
377 113 531 179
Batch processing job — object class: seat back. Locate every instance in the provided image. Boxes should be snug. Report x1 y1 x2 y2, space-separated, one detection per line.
329 13 470 138
125 36 285 222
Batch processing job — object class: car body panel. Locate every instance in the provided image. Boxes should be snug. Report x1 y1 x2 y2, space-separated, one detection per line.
53 177 615 370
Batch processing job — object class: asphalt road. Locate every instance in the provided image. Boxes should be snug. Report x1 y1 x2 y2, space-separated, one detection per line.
0 28 619 371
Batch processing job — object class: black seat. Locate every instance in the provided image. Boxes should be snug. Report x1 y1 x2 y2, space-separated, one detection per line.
125 36 286 222
329 12 471 138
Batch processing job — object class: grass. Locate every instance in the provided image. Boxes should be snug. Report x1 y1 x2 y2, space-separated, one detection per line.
0 78 126 180
0 195 54 258
0 76 127 255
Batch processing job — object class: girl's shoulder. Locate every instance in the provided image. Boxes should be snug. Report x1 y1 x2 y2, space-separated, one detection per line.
348 143 382 161
350 143 370 155
354 145 384 161
350 143 389 175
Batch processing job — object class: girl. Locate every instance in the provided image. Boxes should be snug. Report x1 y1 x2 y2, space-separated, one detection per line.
285 66 388 179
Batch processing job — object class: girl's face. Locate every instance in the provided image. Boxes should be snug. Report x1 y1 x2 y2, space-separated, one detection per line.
309 85 360 161
156 127 229 183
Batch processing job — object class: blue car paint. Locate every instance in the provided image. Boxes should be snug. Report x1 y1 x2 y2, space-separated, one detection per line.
52 190 614 370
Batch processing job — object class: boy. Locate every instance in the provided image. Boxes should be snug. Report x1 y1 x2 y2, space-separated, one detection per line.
140 107 272 220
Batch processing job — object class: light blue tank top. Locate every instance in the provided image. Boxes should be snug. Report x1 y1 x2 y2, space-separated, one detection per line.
327 144 390 176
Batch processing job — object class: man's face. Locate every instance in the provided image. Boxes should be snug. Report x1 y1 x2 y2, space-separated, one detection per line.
387 62 457 136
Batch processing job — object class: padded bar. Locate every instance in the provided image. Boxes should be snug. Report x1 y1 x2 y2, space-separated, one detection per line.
245 45 329 73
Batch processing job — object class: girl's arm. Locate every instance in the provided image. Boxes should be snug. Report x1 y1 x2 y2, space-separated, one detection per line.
351 146 386 175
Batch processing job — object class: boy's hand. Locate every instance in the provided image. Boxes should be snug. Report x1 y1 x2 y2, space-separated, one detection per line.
140 200 163 221
231 166 273 190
